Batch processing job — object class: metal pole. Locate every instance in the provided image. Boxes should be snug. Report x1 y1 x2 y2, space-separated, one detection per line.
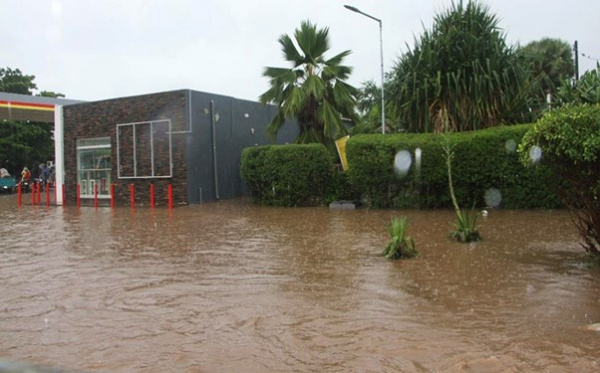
378 20 385 134
344 5 385 134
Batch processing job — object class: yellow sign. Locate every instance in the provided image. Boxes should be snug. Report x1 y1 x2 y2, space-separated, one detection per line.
335 135 350 171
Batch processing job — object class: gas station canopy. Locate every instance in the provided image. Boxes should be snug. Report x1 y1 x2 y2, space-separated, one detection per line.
0 92 83 122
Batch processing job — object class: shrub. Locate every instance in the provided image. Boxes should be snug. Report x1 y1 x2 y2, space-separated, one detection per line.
519 104 600 257
240 143 331 206
383 216 417 259
346 125 562 209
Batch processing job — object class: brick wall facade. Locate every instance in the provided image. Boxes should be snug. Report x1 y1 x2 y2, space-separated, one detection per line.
63 90 188 207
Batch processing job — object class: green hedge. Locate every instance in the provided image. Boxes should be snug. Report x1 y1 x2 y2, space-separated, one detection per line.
241 144 332 206
346 124 562 209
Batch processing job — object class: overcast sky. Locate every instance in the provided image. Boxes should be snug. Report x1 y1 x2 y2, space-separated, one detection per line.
2 0 599 102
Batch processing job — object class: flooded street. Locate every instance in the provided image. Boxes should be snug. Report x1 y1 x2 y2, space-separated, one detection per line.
1 194 599 372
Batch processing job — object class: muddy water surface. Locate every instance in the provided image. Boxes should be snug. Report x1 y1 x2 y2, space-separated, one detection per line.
0 194 599 372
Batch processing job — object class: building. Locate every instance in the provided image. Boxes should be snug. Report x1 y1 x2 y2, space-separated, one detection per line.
56 89 297 206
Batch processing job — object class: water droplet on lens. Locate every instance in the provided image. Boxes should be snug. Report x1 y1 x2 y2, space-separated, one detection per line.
529 146 542 163
484 188 502 208
505 139 517 153
394 150 412 177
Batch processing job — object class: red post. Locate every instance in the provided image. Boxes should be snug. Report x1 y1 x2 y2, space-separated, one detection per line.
62 184 66 207
17 183 22 206
37 182 41 204
31 182 36 205
130 183 135 208
94 184 99 208
46 183 50 207
76 184 81 208
110 184 115 208
150 183 155 208
168 183 173 209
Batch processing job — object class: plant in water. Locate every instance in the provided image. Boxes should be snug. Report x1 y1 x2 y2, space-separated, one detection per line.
383 216 417 259
442 113 481 242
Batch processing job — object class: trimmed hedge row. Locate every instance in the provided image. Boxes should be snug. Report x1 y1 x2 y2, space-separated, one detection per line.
346 124 562 209
240 144 332 206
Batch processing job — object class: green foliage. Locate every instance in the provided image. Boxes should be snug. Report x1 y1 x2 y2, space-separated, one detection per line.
0 67 37 94
240 143 332 206
0 67 55 175
323 169 358 205
355 80 400 133
519 104 600 256
346 125 561 209
442 122 482 242
518 38 575 111
555 65 600 106
383 216 417 260
259 20 358 150
388 0 534 133
451 208 482 242
0 121 54 175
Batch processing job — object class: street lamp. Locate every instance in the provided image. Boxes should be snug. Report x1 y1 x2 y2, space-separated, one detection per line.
344 4 385 134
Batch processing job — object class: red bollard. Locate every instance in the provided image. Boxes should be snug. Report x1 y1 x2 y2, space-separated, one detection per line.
76 184 81 208
62 184 66 207
130 183 135 208
31 182 36 205
17 183 22 206
150 183 155 208
94 184 99 208
110 184 115 208
46 183 50 207
37 182 41 204
168 183 173 209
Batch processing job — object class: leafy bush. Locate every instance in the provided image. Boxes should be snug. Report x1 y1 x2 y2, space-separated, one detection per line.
383 216 417 259
241 144 331 206
346 125 562 209
519 104 600 257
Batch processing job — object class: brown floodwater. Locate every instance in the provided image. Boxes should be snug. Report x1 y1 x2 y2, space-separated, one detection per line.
0 194 599 372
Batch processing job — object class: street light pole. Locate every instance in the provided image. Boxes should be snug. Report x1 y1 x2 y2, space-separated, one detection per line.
344 5 385 134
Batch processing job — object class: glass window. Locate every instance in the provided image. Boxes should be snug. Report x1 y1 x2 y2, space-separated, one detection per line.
77 137 111 198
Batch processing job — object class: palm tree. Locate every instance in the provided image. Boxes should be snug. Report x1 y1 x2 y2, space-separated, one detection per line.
519 38 575 110
259 20 358 147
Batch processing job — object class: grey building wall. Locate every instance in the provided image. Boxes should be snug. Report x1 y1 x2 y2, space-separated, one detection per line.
185 91 297 204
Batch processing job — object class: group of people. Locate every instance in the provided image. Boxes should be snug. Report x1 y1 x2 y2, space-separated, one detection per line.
19 164 53 189
0 163 54 189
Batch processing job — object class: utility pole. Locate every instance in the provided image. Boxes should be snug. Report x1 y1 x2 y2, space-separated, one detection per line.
574 40 579 82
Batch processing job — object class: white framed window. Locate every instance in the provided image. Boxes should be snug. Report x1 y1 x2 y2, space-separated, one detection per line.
116 119 173 179
77 137 111 198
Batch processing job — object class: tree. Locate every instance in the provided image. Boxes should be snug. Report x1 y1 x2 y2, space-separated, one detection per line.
518 38 574 110
259 20 358 149
388 0 534 133
0 67 55 176
351 80 402 134
0 67 37 95
519 104 600 259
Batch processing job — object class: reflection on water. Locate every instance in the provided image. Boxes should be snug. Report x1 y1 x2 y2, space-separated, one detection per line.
1 194 599 372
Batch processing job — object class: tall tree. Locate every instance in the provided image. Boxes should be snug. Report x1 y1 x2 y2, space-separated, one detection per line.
519 38 575 109
388 0 534 133
259 20 358 148
353 80 400 134
0 67 37 95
